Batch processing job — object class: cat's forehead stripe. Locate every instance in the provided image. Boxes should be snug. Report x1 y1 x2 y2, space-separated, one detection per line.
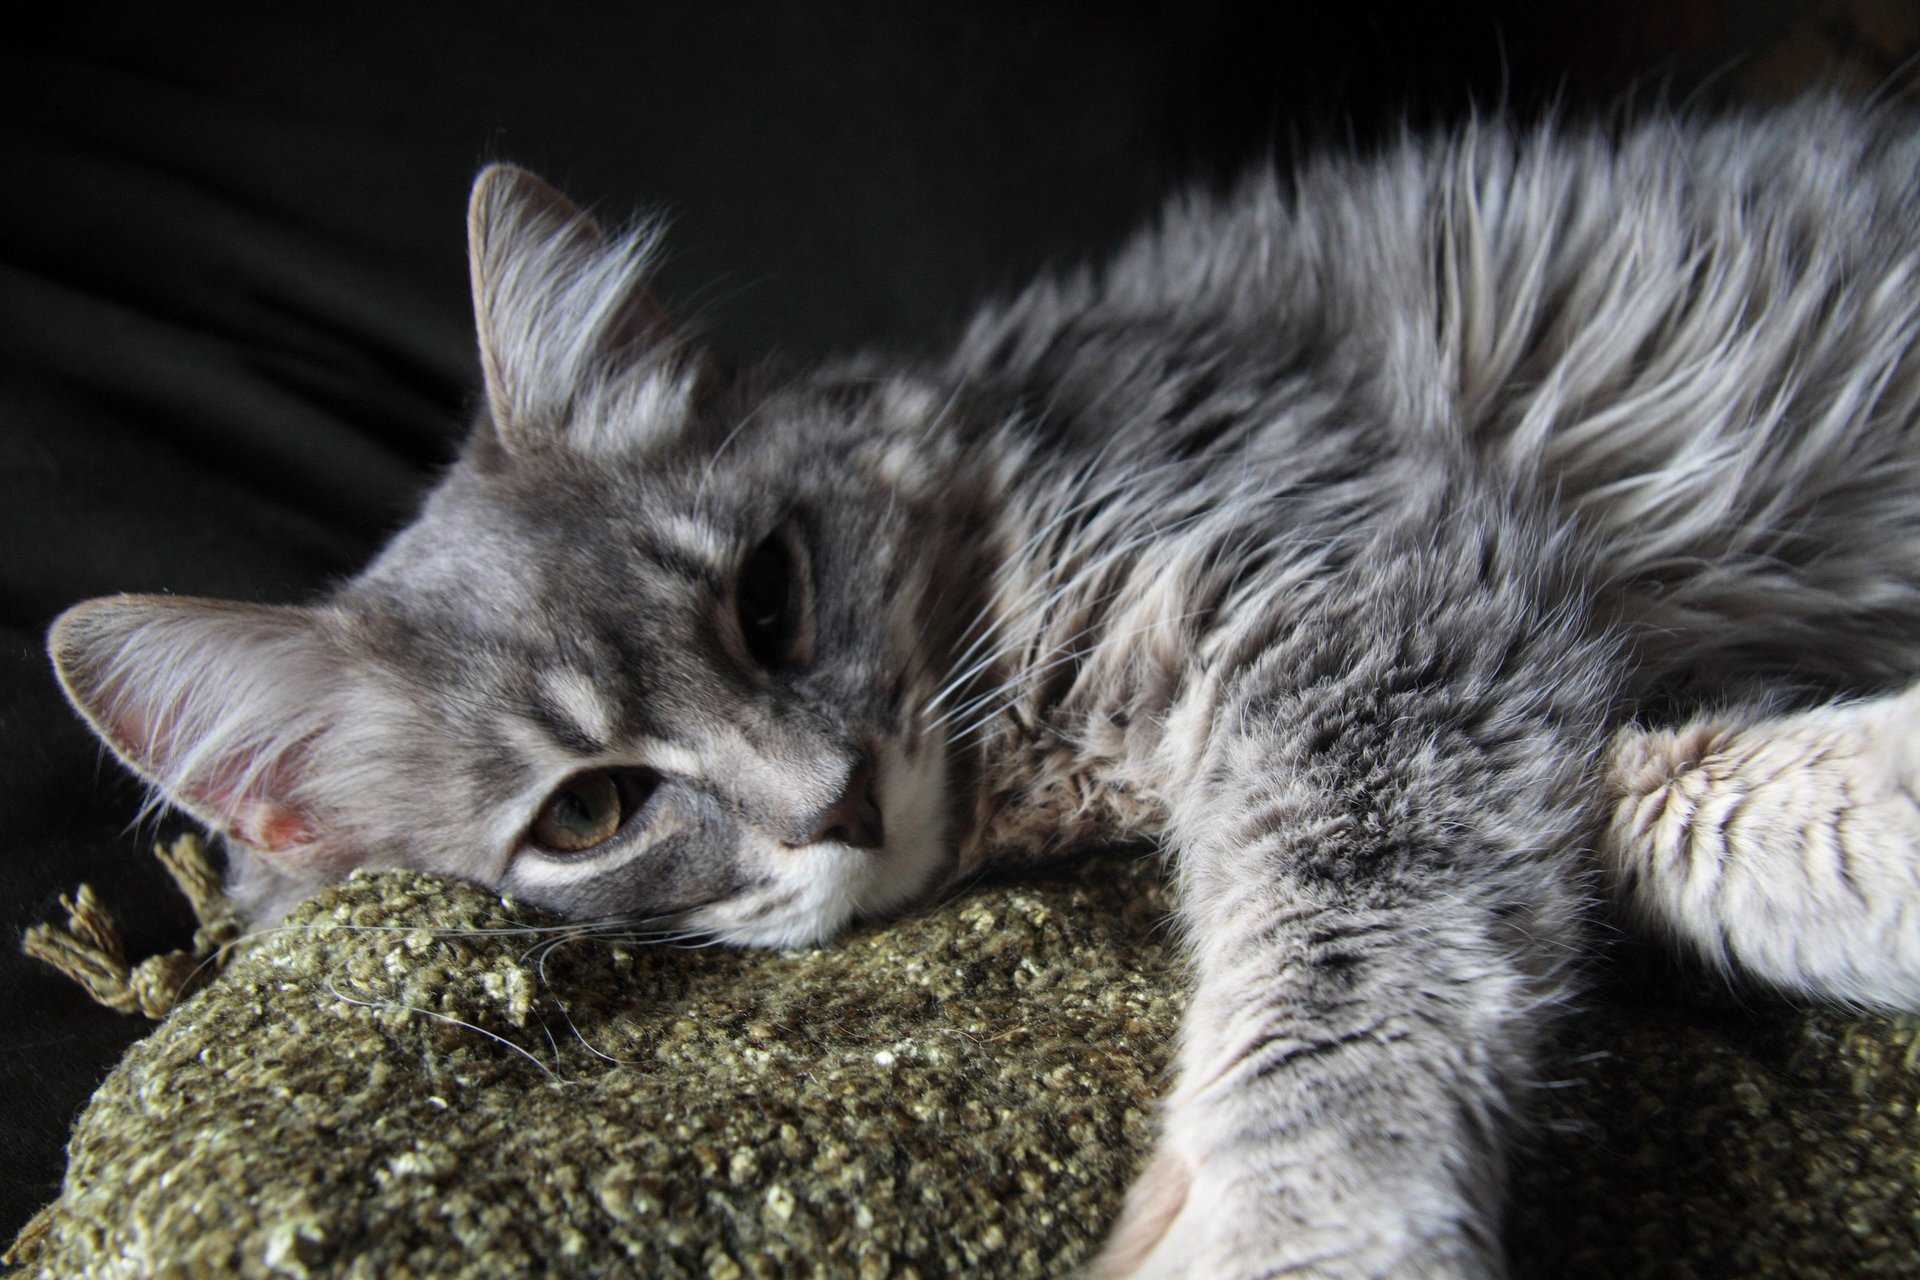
653 513 730 567
536 669 618 756
641 536 726 594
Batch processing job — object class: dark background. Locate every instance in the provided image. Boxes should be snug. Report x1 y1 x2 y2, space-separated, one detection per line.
2 0 1910 1243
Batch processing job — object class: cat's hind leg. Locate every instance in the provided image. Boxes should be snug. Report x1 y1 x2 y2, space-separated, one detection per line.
1602 685 1920 1011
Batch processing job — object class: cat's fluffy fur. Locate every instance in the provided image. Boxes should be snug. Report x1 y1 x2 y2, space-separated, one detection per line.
49 98 1920 1276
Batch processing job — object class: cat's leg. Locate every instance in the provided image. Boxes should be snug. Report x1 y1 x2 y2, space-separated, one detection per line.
1602 684 1920 1011
1096 848 1574 1279
1097 538 1612 1279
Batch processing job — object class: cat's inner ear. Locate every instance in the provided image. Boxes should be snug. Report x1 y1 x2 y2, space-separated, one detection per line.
48 596 344 866
466 163 678 451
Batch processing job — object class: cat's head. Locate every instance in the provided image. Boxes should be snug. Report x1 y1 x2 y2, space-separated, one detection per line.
49 165 983 944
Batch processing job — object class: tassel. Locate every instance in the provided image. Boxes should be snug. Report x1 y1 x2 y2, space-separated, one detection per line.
20 834 242 1019
3 1203 54 1268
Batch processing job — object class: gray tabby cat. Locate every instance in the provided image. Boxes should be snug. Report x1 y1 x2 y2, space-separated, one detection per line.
48 97 1920 1277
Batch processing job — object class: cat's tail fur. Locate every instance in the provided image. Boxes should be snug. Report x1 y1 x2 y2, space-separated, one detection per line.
1602 684 1920 1011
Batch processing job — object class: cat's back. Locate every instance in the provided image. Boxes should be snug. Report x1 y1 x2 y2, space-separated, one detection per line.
949 96 1920 535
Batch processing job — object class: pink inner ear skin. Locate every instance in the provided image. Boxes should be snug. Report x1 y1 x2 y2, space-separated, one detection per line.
228 798 317 856
205 787 362 877
159 729 338 868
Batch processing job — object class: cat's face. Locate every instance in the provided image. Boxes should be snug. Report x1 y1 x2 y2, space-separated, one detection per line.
48 166 980 943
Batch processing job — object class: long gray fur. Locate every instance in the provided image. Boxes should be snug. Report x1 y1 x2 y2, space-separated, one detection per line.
47 97 1920 1277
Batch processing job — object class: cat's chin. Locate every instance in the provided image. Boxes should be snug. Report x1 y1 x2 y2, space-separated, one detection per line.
688 848 923 949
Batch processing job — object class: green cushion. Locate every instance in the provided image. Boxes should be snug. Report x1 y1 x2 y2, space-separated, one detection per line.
11 853 1919 1278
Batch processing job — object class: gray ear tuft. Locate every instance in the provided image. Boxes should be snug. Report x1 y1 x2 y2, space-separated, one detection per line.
48 595 347 867
466 164 675 452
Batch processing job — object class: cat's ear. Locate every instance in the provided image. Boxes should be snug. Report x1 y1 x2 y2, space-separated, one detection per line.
48 595 351 871
467 163 676 451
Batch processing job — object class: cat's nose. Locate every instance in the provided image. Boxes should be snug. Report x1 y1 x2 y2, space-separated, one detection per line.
795 753 884 850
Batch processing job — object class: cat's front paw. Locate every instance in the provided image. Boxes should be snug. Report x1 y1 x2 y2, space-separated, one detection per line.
1088 1144 1194 1279
1091 1138 1301 1280
1089 1131 1492 1280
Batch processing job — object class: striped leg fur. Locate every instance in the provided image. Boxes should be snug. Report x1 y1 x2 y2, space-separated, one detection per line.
1603 684 1920 1011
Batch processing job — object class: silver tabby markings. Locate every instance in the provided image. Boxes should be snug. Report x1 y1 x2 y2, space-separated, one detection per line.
50 97 1920 1277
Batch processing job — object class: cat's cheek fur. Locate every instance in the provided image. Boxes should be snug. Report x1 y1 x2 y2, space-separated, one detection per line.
857 731 953 915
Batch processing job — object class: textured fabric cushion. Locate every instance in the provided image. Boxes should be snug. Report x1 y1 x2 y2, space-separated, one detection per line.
12 857 1180 1278
10 853 1920 1278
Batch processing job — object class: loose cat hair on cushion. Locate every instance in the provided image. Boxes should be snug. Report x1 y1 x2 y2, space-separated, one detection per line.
49 96 1920 1277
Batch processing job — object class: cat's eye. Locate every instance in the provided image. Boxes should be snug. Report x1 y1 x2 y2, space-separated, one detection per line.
734 529 809 671
528 768 658 855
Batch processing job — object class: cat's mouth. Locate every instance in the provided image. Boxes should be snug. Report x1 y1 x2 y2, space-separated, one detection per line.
672 735 949 948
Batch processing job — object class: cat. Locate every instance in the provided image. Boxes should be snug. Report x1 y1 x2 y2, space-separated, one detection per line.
46 96 1920 1277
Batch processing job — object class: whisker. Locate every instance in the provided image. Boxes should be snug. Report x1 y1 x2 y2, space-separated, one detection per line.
322 974 564 1085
